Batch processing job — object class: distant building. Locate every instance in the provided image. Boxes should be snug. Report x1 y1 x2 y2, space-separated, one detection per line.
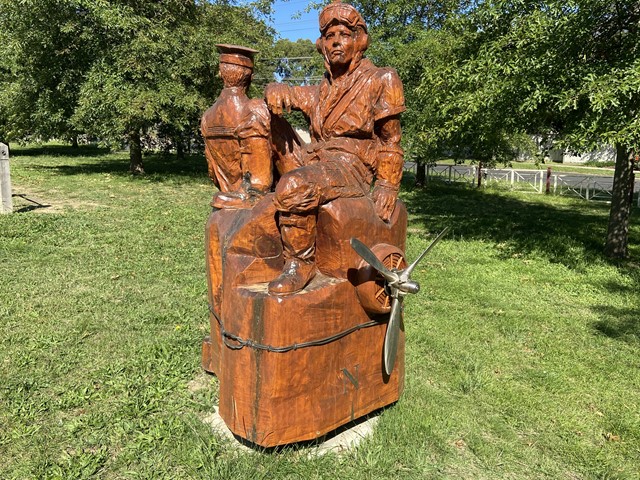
294 127 311 144
523 135 617 164
549 145 616 164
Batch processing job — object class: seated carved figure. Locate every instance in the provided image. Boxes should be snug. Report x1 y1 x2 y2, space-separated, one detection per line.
200 1 410 448
264 1 405 295
201 44 273 209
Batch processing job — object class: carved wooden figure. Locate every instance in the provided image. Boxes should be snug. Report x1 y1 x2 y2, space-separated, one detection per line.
201 44 274 209
201 1 427 447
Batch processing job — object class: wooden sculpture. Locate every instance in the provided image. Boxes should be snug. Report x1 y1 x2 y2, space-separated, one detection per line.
201 1 428 447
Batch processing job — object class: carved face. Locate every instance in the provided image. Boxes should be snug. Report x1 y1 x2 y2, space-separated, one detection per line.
321 24 357 69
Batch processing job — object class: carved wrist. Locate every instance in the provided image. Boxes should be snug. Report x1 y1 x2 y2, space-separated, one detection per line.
375 179 400 192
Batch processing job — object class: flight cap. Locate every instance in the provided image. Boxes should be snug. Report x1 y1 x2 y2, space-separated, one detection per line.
216 44 259 69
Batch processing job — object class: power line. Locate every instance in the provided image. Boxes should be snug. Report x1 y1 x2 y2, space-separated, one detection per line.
260 56 316 61
272 18 318 27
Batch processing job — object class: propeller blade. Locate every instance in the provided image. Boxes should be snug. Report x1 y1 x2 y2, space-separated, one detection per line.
404 227 450 278
383 294 403 375
350 238 399 284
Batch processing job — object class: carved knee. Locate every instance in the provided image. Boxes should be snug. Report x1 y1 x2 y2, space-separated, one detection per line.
274 171 320 212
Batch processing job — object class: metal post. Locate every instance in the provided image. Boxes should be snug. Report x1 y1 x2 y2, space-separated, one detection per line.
448 165 452 183
0 143 12 214
553 175 558 194
586 183 590 200
510 169 515 185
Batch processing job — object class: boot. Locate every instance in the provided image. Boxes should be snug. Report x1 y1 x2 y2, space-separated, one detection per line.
268 213 317 295
267 257 315 295
211 190 255 209
211 180 267 209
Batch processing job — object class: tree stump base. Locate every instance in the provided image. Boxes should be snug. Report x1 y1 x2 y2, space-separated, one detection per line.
202 194 407 447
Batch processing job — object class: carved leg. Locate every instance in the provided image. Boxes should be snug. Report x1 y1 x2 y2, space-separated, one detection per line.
268 212 316 295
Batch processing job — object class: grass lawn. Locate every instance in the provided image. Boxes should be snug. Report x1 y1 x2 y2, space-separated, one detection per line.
1 145 639 479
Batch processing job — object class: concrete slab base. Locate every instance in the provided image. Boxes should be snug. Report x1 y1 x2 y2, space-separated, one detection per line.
202 406 379 456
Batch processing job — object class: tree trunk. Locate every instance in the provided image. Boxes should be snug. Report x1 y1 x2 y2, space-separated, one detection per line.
604 144 633 258
176 136 185 160
477 161 483 188
415 162 426 187
71 134 78 148
129 129 144 175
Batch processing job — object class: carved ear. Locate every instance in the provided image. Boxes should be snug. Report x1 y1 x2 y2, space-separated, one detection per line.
355 28 370 52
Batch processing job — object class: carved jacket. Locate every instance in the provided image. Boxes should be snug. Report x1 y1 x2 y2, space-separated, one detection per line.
287 58 406 190
201 87 271 192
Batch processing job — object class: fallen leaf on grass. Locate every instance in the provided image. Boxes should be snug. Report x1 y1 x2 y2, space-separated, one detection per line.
603 432 620 442
588 404 604 416
454 439 466 449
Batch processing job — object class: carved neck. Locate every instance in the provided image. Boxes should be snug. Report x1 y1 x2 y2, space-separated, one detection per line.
329 64 349 80
222 86 247 95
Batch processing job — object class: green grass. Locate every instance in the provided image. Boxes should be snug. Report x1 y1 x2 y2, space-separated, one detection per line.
1 145 639 479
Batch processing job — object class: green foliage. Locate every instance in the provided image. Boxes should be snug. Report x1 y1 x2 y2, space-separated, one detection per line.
357 0 638 254
271 38 324 85
72 1 275 148
357 0 639 164
0 0 99 142
454 0 640 153
0 0 276 151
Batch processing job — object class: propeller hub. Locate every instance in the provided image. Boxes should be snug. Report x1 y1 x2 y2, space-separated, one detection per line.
400 281 420 294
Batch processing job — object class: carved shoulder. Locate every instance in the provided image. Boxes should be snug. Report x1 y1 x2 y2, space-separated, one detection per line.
372 67 406 122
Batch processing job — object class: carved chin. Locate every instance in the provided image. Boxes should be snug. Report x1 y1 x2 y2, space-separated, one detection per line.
329 55 349 67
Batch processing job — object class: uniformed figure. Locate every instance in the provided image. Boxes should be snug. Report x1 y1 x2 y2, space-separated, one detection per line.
201 45 273 209
264 1 405 295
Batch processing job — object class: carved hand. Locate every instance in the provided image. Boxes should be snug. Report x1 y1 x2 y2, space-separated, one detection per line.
372 184 397 223
265 83 292 115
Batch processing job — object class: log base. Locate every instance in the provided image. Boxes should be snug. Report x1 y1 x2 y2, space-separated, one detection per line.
202 194 407 447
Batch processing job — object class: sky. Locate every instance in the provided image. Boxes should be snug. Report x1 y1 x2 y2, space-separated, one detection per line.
270 0 321 41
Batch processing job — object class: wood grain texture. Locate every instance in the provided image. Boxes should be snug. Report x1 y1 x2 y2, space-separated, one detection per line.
202 195 407 447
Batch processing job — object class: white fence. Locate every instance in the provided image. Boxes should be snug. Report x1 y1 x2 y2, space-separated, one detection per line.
403 163 640 206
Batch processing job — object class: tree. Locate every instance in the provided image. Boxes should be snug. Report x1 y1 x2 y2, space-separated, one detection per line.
271 39 324 85
0 0 276 173
357 0 638 257
0 0 99 144
350 1 490 185
72 0 275 173
425 0 640 257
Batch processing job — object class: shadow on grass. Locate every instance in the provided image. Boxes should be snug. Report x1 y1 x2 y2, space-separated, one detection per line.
592 306 640 346
401 174 640 346
11 144 112 158
32 152 209 182
401 175 613 269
